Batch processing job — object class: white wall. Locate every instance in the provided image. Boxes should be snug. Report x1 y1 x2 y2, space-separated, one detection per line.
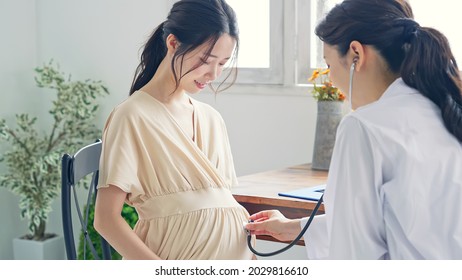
0 0 318 259
0 0 39 260
194 91 316 176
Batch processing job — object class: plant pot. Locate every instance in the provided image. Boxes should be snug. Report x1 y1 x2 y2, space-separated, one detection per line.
312 101 343 171
13 235 65 260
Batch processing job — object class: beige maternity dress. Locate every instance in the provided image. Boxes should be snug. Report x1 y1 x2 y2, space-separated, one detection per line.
98 91 253 259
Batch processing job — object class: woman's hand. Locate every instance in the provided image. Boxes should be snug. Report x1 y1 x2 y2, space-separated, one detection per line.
244 210 302 241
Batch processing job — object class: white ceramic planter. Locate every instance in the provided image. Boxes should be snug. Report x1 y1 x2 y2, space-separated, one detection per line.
13 235 65 260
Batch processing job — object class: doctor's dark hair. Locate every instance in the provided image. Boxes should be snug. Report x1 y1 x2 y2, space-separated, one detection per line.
129 0 239 95
315 0 462 142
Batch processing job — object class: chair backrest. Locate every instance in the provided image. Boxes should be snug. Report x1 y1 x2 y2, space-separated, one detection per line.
61 139 112 260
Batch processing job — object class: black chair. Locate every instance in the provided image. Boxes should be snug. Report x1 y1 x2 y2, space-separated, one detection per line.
61 139 112 260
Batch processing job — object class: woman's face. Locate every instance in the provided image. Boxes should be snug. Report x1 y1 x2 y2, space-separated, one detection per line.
177 33 236 94
323 43 350 96
324 42 397 110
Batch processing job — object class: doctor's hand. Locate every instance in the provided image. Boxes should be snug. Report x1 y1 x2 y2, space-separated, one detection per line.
245 210 302 242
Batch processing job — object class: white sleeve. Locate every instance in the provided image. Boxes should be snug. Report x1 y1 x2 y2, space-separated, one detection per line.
301 214 329 259
323 115 387 259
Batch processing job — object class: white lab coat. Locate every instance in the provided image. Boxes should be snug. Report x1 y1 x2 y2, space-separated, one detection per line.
302 78 462 259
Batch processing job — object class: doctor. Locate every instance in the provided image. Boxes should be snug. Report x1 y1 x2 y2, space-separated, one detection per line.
245 0 462 259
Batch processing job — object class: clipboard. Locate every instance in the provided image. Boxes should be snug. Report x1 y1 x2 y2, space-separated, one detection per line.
278 184 326 201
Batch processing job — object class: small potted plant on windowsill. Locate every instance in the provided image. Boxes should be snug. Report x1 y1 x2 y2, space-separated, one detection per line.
308 68 345 170
0 61 108 259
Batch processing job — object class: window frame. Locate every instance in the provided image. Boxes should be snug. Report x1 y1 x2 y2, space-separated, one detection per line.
296 0 314 85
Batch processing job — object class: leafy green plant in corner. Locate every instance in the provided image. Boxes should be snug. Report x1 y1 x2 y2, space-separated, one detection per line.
0 61 109 241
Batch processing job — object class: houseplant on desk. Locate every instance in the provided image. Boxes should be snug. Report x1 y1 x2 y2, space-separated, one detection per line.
309 69 345 170
0 61 108 259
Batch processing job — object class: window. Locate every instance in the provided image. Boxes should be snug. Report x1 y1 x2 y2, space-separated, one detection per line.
224 0 337 88
226 0 323 87
227 0 270 68
227 0 283 84
205 0 462 89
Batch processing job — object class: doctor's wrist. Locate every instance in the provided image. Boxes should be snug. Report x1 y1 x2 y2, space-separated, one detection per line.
280 218 302 241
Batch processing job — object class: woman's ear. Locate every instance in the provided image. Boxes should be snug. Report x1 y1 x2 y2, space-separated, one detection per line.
349 40 365 71
166 34 179 54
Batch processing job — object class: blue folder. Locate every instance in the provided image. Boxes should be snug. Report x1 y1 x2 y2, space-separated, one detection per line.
278 184 326 201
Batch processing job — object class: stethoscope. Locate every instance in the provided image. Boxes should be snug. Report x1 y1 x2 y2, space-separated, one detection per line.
246 194 324 257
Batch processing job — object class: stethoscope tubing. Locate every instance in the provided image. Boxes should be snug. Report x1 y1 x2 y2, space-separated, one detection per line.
247 194 324 257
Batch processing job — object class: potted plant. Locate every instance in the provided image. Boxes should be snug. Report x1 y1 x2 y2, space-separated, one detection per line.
0 61 109 259
308 68 345 170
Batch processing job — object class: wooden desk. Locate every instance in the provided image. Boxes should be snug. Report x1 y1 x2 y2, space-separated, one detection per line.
232 163 328 245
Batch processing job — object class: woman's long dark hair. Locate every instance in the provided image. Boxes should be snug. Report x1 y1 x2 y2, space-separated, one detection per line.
315 0 462 142
129 0 239 95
